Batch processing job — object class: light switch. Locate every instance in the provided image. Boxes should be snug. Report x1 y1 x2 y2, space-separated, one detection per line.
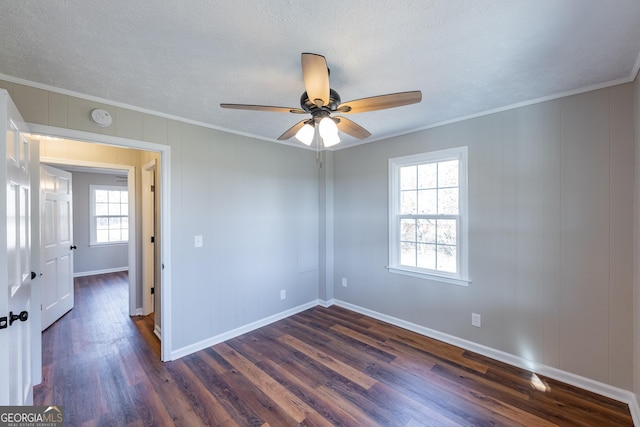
194 235 203 248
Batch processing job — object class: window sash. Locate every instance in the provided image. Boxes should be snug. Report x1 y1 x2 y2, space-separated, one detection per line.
396 214 461 276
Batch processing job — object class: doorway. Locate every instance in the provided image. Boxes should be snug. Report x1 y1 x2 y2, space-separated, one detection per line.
28 124 171 361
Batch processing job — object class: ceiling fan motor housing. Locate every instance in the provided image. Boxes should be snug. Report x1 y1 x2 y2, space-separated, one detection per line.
300 89 341 114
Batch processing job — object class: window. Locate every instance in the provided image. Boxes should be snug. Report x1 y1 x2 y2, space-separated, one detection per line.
90 185 129 245
388 147 469 285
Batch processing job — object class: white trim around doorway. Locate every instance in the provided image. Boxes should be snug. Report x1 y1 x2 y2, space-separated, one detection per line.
27 123 172 362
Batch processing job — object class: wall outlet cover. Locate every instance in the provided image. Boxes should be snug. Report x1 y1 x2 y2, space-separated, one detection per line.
472 313 481 327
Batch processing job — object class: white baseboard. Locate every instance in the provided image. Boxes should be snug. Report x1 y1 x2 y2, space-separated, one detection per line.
170 300 320 360
332 299 639 426
73 267 128 278
318 298 335 308
154 324 162 340
629 396 640 427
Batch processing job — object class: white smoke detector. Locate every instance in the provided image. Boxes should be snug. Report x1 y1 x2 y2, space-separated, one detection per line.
90 108 112 127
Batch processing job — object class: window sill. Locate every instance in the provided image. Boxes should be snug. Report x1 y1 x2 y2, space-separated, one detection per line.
89 242 129 248
387 266 471 287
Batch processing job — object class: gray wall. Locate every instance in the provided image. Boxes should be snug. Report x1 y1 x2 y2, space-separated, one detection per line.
63 170 129 275
169 124 319 349
332 84 635 390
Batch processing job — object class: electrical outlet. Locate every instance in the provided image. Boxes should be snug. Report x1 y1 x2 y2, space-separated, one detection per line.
342 278 347 287
194 235 203 248
280 289 286 300
472 313 481 328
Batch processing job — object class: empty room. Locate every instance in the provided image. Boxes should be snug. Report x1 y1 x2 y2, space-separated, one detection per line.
1 1 640 426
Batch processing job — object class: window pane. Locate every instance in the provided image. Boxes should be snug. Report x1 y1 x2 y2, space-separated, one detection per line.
417 219 435 243
109 217 121 227
96 202 109 216
418 163 437 189
417 243 436 269
417 189 437 214
400 166 417 190
95 190 108 203
109 229 121 241
438 188 458 215
400 242 416 266
96 217 109 229
438 160 458 187
437 245 457 273
97 230 109 243
401 219 416 242
108 204 121 216
437 219 457 245
108 191 121 203
400 190 417 214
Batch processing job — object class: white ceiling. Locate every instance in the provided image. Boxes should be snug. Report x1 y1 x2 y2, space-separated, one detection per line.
1 1 639 149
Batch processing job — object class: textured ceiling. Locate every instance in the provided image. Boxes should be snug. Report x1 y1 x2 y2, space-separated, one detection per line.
1 1 640 149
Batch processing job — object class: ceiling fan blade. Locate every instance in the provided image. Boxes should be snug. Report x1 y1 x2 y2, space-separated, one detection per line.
337 91 422 114
301 53 330 107
220 103 306 114
278 119 309 140
334 116 371 139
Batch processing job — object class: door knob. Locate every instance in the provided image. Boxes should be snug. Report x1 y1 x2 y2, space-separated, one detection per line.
70 245 77 250
31 271 36 280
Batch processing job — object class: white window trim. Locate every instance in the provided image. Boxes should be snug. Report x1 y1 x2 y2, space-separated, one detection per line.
388 147 470 286
90 184 129 246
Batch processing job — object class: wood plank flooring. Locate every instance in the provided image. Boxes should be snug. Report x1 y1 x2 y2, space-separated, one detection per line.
34 272 634 426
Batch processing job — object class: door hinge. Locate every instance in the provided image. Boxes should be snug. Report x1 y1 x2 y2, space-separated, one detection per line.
151 287 155 294
150 236 155 243
10 311 28 326
150 185 155 192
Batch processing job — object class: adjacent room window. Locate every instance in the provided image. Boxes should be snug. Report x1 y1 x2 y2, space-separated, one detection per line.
90 185 129 245
388 147 469 285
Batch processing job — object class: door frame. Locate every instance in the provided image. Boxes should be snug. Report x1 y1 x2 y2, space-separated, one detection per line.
141 159 156 316
28 123 172 362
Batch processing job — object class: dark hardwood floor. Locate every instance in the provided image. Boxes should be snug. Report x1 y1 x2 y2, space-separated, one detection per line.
34 272 633 426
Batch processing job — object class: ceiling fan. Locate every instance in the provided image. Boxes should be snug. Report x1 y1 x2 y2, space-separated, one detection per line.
220 53 422 147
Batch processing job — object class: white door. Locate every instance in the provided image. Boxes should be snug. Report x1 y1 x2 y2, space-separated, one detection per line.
40 165 74 330
0 90 33 405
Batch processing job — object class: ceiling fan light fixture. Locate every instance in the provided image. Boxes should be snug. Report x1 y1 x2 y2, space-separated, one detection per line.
319 116 340 147
322 132 340 148
295 123 315 145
